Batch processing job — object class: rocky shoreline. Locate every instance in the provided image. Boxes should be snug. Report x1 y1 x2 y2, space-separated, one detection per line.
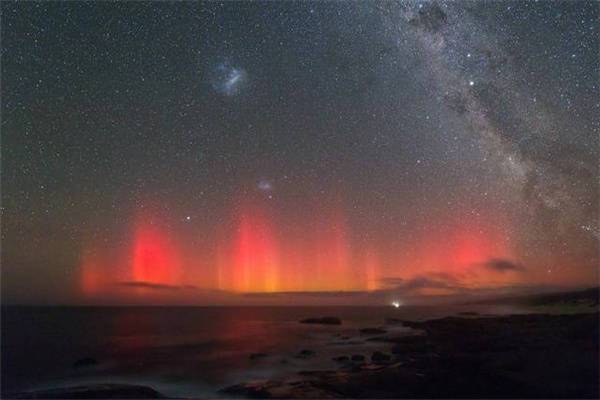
221 312 599 398
11 383 165 399
10 312 598 399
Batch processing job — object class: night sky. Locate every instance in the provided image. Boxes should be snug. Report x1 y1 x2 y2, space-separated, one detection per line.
2 1 598 305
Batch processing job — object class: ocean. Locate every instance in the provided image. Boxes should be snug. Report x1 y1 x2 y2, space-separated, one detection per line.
1 304 519 398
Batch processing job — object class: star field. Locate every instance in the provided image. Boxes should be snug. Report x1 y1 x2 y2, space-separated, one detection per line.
1 1 597 304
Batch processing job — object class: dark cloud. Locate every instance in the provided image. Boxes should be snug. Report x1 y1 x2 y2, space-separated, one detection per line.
242 290 368 298
444 91 468 115
241 274 463 300
483 258 525 272
119 281 199 291
238 279 575 307
408 3 448 33
379 273 461 292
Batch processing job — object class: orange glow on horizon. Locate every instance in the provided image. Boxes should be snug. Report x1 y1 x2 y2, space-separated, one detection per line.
313 207 353 291
215 201 361 293
392 216 517 290
80 250 106 295
132 221 181 285
364 249 380 292
231 209 279 292
79 200 526 301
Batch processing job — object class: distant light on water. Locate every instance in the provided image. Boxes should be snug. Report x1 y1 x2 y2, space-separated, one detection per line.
391 300 402 308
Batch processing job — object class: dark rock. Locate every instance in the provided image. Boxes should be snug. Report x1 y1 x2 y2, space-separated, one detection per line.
221 375 348 398
365 336 394 342
458 311 480 317
359 327 387 335
72 357 97 368
300 316 341 325
385 317 407 325
298 370 336 377
249 352 268 360
13 384 164 399
332 355 350 363
224 312 600 399
327 338 364 346
371 351 392 363
391 335 432 354
220 382 272 399
507 287 600 308
295 349 315 359
346 340 365 345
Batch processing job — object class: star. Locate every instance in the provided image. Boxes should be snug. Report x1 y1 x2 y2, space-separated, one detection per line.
1 0 597 308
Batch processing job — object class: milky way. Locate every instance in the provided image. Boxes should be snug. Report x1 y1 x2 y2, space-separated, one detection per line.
1 1 597 304
373 2 598 274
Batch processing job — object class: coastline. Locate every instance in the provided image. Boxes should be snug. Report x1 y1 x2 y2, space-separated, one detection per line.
9 308 598 399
